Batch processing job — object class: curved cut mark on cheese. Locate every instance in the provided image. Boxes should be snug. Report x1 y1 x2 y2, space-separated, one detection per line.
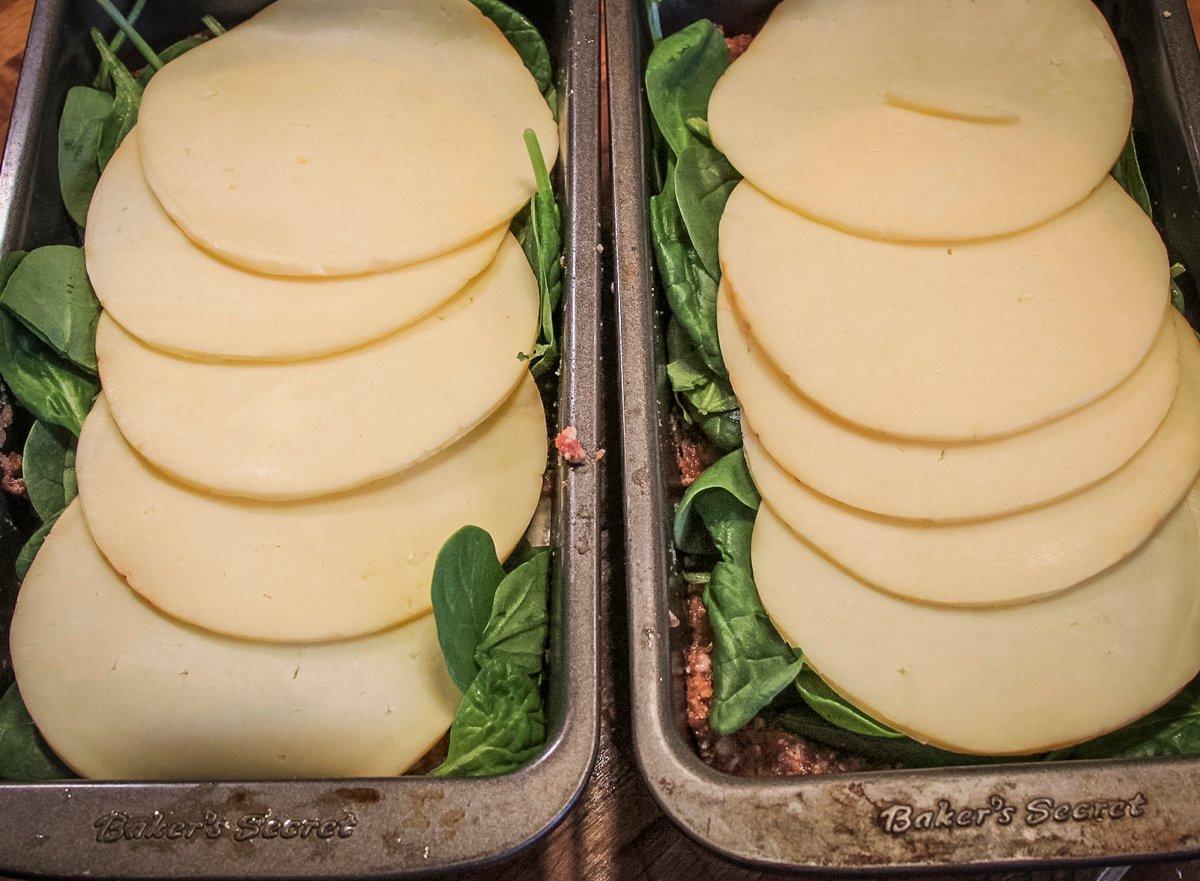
719 286 1180 521
137 0 558 276
77 382 546 643
746 318 1200 605
751 492 1200 756
720 180 1169 442
708 0 1132 241
882 92 1020 125
10 502 459 780
96 235 539 500
86 133 508 362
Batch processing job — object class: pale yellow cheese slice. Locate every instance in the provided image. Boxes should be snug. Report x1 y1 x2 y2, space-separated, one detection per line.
708 0 1132 241
86 133 507 362
136 0 557 276
96 235 538 500
9 502 459 779
746 315 1200 604
76 382 546 643
720 180 1169 441
720 287 1180 521
751 494 1200 755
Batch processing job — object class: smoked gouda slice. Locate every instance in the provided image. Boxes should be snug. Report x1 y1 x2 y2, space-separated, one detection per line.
76 382 546 642
708 0 1132 241
746 315 1200 605
751 495 1200 755
137 0 557 276
720 180 1168 441
96 235 538 500
10 502 459 779
720 287 1179 521
86 133 507 362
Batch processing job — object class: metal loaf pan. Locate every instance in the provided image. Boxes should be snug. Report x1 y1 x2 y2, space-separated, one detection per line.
608 0 1200 872
0 0 601 876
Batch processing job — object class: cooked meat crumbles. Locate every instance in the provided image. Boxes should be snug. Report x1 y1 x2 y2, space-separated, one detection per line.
672 414 716 488
554 425 588 464
725 33 753 61
684 589 866 777
0 451 24 497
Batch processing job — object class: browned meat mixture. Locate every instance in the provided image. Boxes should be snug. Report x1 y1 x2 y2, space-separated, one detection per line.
671 414 715 488
684 592 866 777
725 33 753 61
554 425 588 464
0 451 24 497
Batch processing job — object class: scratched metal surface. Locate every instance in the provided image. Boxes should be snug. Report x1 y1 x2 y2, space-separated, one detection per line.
0 0 601 877
608 0 1200 873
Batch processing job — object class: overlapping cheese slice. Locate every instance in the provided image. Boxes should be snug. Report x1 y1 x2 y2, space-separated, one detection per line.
745 314 1200 605
86 133 508 362
751 491 1200 755
77 381 546 643
96 235 539 500
720 180 1168 441
708 0 1132 241
137 0 557 276
719 287 1180 521
9 502 460 780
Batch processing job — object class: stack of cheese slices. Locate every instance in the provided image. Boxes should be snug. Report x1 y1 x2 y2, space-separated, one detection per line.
8 0 557 779
707 0 1200 755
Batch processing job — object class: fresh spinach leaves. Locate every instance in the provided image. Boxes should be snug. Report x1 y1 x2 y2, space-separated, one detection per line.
1113 133 1153 218
794 667 901 738
673 143 738 280
57 87 113 227
90 28 143 172
431 659 546 778
16 516 56 582
23 421 77 522
0 245 101 373
518 128 563 379
476 550 550 675
674 447 758 563
665 318 740 452
136 35 208 87
0 252 98 437
430 527 552 777
431 526 507 692
645 20 729 158
470 0 556 113
1048 682 1200 760
705 562 802 734
0 684 69 781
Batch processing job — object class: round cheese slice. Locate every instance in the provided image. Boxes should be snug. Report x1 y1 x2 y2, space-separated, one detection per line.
10 502 459 779
746 315 1200 605
720 180 1169 441
720 287 1180 521
707 0 1132 241
136 0 557 276
76 382 546 643
96 235 538 500
86 133 507 362
751 494 1200 755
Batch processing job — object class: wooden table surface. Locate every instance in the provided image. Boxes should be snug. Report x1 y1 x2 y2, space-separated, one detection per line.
3 1 1200 879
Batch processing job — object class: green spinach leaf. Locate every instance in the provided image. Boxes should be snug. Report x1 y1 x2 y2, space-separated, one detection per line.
431 526 506 693
650 162 724 376
23 420 77 522
430 659 545 777
90 28 143 171
476 549 550 675
57 86 113 227
1048 681 1200 760
16 515 57 581
519 128 563 378
1112 133 1153 218
0 684 69 780
0 245 101 372
665 318 741 451
136 35 209 87
0 310 98 437
470 0 553 100
645 19 729 157
92 0 147 90
674 447 758 563
673 143 739 279
201 15 227 37
771 705 1014 768
705 562 803 734
94 0 162 72
794 667 901 738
